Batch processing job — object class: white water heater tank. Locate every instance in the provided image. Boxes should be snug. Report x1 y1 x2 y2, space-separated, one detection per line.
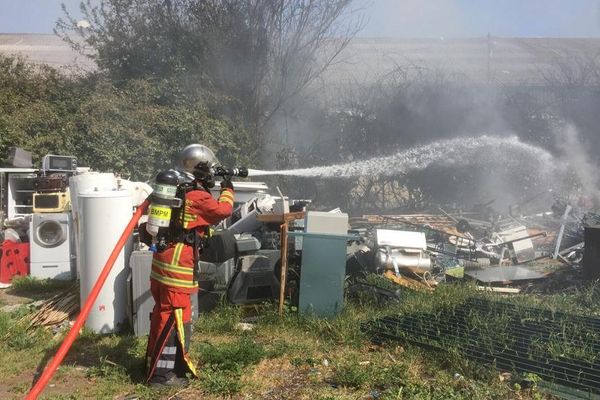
79 189 132 333
69 173 118 277
69 172 117 215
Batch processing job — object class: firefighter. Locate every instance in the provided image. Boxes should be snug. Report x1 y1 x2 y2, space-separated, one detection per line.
145 144 235 387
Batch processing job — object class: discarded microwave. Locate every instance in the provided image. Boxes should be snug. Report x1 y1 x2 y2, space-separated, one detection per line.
41 155 77 172
33 192 70 213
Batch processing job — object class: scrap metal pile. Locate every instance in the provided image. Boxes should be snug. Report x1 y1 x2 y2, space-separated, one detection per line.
350 200 600 398
347 199 600 293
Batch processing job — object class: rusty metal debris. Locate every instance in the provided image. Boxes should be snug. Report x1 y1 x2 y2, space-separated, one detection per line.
348 199 600 293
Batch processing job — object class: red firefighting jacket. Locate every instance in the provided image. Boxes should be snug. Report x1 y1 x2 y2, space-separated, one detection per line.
150 187 234 293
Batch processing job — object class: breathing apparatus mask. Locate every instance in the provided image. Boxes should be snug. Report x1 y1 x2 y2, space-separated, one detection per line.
192 161 216 189
190 163 248 189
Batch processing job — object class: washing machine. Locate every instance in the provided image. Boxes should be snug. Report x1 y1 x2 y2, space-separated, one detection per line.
29 213 73 280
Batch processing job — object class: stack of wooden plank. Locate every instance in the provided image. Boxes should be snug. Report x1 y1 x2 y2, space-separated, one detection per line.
25 284 79 329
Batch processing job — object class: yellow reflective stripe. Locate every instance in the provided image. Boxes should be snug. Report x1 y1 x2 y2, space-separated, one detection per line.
150 271 196 288
171 243 184 265
220 190 233 200
174 308 198 376
182 201 194 228
152 259 194 276
150 271 194 288
219 196 234 206
175 309 184 343
186 357 198 377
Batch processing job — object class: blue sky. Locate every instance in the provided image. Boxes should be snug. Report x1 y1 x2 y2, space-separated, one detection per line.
359 0 600 38
1 0 599 38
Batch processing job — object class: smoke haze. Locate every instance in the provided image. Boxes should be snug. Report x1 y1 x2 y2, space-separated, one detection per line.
554 124 600 203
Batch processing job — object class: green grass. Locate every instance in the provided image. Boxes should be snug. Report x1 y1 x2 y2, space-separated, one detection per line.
0 308 52 351
0 280 578 399
199 366 244 395
196 334 266 372
9 276 74 296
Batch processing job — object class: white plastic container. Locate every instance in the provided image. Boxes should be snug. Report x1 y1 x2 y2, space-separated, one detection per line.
79 189 132 333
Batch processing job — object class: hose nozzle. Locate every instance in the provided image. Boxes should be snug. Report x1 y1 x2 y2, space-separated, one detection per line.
213 166 249 178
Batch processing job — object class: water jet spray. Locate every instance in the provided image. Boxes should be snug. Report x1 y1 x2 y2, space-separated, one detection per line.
248 135 561 181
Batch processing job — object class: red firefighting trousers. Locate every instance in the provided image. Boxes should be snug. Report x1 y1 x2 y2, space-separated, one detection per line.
145 279 197 381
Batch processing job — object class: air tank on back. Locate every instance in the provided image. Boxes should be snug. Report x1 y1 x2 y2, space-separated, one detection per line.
78 189 132 333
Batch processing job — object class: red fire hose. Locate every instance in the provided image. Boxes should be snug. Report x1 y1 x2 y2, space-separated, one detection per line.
25 199 150 400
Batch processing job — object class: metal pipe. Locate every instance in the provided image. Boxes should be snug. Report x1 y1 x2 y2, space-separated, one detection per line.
553 204 572 259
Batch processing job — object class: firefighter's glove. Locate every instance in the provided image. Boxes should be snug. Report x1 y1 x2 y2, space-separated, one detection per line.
220 176 234 190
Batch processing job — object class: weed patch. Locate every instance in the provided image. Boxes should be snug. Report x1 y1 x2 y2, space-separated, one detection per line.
86 355 128 380
333 359 370 388
9 276 73 295
194 304 243 334
200 365 243 395
301 306 369 347
0 311 10 336
0 309 50 351
196 334 265 372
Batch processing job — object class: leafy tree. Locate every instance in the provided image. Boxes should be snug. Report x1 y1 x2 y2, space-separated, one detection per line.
56 0 364 146
57 0 202 80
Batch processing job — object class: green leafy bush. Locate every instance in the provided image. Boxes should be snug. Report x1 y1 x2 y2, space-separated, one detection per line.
0 55 256 179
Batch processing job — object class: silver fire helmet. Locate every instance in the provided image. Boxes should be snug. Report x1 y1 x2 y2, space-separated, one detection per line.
178 144 219 173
